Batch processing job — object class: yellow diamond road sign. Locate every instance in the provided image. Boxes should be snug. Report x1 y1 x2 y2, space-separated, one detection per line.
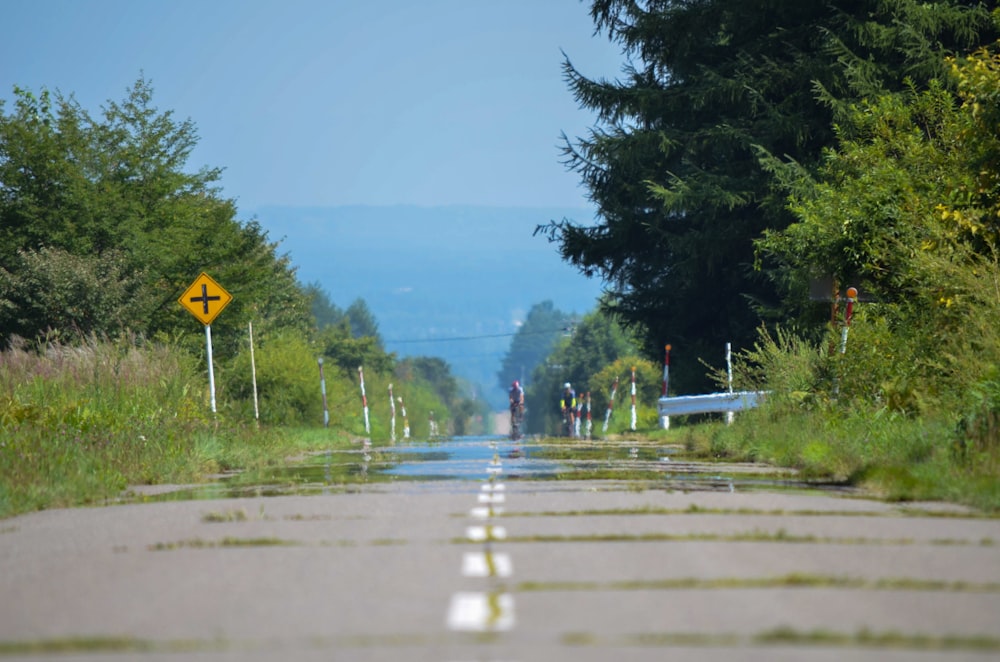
179 272 232 325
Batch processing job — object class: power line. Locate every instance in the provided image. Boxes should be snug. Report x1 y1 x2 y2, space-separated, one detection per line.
385 326 571 345
387 331 518 344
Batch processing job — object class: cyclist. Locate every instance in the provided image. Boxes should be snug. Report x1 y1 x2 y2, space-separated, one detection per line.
560 382 577 437
508 380 525 439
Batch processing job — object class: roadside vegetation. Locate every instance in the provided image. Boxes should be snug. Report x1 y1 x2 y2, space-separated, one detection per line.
0 331 489 518
510 4 1000 512
0 78 488 519
700 43 1000 512
1 336 246 516
4 2 1000 517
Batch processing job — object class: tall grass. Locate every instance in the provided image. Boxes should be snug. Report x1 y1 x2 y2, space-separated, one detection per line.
700 405 1000 510
0 337 300 518
710 287 1000 511
0 332 461 519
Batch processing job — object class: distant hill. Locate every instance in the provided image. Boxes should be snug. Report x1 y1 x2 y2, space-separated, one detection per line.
251 205 605 408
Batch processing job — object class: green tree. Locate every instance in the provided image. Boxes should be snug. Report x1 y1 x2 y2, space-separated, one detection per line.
0 248 145 343
758 80 969 304
0 77 313 351
757 42 1000 413
397 356 460 409
318 319 395 377
590 357 663 432
345 298 382 346
544 0 996 392
496 300 573 391
451 396 491 436
304 281 345 329
223 329 328 425
525 307 638 434
0 87 96 262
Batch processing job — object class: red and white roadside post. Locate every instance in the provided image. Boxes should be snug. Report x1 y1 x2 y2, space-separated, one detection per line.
660 344 671 430
840 287 857 354
725 342 735 425
318 357 329 428
602 376 619 435
630 366 637 432
358 366 371 436
575 394 583 438
832 287 857 397
399 395 410 439
388 383 397 442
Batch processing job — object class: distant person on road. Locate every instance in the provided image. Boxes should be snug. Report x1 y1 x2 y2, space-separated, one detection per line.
560 382 577 437
509 380 524 412
509 380 524 440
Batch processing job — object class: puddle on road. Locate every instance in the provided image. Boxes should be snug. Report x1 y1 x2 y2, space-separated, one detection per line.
123 435 843 503
380 437 560 480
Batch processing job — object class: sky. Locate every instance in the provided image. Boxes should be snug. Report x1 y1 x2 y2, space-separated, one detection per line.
2 0 626 214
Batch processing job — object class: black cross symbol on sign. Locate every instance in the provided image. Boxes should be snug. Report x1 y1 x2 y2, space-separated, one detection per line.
189 284 221 315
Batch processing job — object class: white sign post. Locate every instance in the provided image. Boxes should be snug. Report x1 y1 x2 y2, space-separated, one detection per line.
178 273 233 415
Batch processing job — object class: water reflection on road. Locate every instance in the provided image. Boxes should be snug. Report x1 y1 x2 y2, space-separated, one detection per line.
125 434 837 504
380 436 558 480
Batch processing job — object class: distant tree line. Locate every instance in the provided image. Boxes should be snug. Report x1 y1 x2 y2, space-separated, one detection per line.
498 299 660 434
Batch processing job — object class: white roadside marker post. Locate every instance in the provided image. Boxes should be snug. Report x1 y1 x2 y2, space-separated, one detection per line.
358 366 370 435
630 366 637 431
660 344 671 430
602 376 619 435
389 383 396 442
318 357 329 428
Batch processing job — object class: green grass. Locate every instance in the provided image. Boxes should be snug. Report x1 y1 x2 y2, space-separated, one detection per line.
499 504 996 519
461 530 991 546
148 536 298 550
0 636 174 655
201 508 249 523
0 339 356 519
4 336 999 519
517 574 1000 593
681 407 1000 512
752 627 1000 651
619 629 1000 651
7 629 994 654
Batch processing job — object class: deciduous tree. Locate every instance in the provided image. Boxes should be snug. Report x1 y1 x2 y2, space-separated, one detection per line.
496 300 573 392
525 306 637 434
0 77 312 350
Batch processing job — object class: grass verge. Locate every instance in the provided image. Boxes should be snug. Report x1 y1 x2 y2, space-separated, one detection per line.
0 338 353 519
667 407 1000 512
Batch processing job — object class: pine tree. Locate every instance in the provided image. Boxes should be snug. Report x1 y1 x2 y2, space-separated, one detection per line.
547 0 996 391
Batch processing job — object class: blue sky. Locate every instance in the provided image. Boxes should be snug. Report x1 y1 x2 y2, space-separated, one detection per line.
3 0 625 214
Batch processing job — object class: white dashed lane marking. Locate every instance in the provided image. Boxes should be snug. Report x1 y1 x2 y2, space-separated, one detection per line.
446 592 516 632
466 525 507 542
445 446 516 636
469 505 504 519
462 551 513 577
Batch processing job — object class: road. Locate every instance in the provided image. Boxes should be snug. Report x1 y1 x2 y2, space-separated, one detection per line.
1 436 999 661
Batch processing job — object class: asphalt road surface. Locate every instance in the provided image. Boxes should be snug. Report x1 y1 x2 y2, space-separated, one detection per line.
1 436 999 661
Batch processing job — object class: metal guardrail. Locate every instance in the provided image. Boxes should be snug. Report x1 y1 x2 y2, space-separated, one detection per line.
657 390 766 417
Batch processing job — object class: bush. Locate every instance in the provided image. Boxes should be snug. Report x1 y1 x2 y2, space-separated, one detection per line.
224 329 351 426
